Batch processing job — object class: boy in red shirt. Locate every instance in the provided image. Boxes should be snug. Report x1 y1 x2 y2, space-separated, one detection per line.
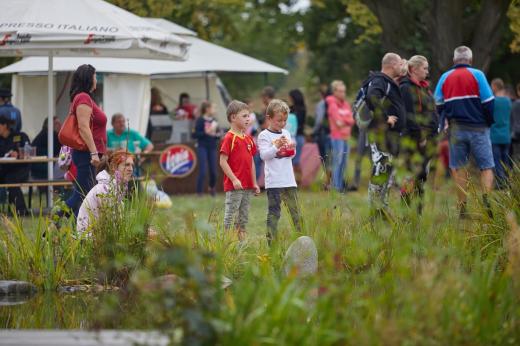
220 100 261 240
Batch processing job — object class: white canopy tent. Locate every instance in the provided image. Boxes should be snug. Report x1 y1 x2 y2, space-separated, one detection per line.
0 18 288 135
0 0 189 206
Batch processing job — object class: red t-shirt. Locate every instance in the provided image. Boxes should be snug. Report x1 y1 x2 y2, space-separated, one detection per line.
72 92 107 153
219 131 257 192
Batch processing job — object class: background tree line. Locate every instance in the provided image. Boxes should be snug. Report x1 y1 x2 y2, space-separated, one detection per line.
1 0 519 109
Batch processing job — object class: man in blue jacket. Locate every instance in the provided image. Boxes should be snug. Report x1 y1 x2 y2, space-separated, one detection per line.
434 46 495 218
0 88 22 133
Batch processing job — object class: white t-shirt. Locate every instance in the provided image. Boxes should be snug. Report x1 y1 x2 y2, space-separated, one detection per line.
258 129 297 189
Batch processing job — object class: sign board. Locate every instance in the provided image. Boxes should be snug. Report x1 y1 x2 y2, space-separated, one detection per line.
159 144 197 178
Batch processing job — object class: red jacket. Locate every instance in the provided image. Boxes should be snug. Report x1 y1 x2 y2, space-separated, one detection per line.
326 95 355 140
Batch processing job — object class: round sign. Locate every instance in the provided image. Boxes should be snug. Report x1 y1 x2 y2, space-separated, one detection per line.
159 144 197 178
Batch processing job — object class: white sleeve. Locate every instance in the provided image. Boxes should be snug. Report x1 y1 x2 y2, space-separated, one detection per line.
258 132 279 161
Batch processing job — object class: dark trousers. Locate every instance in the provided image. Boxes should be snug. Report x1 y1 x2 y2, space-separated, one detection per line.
492 143 511 188
353 128 369 188
0 167 29 213
266 187 302 242
196 145 217 194
66 150 96 216
316 131 331 169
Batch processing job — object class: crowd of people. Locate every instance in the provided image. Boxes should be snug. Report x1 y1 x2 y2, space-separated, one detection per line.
1 44 520 243
216 45 520 242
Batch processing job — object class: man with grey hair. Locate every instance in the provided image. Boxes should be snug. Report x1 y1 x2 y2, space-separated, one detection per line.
361 52 406 220
434 45 495 218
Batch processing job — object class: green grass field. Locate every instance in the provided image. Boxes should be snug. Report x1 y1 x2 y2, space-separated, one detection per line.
2 173 520 345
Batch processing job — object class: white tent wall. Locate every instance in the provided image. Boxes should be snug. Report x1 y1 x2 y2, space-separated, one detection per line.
10 72 230 143
103 74 151 134
11 74 58 139
151 74 228 125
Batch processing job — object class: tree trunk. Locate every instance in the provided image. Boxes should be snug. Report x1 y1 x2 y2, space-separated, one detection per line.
363 0 411 57
425 0 469 81
362 0 512 82
470 0 512 72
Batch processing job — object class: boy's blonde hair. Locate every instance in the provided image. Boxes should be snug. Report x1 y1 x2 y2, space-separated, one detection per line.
265 99 290 118
226 100 249 122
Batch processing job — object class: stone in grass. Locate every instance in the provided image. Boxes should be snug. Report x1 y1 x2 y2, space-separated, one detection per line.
0 280 37 296
283 236 318 278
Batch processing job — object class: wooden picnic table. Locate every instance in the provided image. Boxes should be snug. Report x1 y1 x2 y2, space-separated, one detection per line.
0 156 57 164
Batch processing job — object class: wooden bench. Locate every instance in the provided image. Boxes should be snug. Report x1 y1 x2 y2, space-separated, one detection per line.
0 180 73 211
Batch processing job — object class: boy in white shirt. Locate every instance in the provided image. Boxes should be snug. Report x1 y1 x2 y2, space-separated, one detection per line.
258 99 303 244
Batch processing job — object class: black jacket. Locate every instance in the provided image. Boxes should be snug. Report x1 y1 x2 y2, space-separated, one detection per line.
399 76 438 140
366 71 406 132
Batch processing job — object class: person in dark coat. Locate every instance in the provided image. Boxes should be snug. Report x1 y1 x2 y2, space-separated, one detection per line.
399 55 439 213
0 115 30 214
364 52 406 218
0 88 22 133
31 116 62 179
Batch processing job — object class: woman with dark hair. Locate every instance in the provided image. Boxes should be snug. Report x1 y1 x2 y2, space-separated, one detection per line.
65 64 107 216
150 87 168 114
175 92 197 120
192 100 219 196
288 89 306 172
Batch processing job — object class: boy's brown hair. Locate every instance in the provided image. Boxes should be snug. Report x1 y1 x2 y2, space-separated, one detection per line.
226 100 249 122
265 99 290 118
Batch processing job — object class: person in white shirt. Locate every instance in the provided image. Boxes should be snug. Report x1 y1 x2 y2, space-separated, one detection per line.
258 99 303 245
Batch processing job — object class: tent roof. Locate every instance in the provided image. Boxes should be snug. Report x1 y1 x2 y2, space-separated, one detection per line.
0 0 189 60
0 18 288 75
145 18 197 36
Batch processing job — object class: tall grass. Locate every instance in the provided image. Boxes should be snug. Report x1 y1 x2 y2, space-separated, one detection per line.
3 165 520 344
0 208 85 291
89 182 154 286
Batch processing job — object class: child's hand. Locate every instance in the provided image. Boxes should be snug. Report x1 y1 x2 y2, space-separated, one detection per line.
232 179 243 190
273 136 286 149
254 184 261 195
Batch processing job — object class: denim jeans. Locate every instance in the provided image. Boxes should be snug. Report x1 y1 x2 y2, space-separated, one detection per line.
66 150 96 217
492 143 511 187
196 145 217 194
449 128 494 170
293 135 305 166
331 139 350 191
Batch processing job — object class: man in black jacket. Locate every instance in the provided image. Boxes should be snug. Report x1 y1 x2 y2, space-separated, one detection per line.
365 52 406 219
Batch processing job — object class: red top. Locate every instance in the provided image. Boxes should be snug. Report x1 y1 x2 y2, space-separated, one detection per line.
326 95 355 140
72 92 107 153
175 103 197 120
219 131 257 192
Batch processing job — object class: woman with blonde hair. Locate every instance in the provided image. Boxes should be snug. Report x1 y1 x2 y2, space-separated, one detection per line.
399 55 439 212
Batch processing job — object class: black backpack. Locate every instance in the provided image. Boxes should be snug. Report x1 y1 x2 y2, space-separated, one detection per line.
353 77 391 130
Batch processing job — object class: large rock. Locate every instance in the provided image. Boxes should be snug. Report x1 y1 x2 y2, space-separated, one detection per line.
0 280 37 296
283 236 318 278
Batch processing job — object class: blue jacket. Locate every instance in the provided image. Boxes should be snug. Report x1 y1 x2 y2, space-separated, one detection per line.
490 96 512 144
434 64 494 128
0 102 22 132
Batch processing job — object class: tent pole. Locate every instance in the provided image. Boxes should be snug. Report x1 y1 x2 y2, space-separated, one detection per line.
205 71 210 100
47 51 54 208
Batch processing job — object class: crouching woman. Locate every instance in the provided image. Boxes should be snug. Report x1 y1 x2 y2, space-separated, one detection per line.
77 150 134 235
